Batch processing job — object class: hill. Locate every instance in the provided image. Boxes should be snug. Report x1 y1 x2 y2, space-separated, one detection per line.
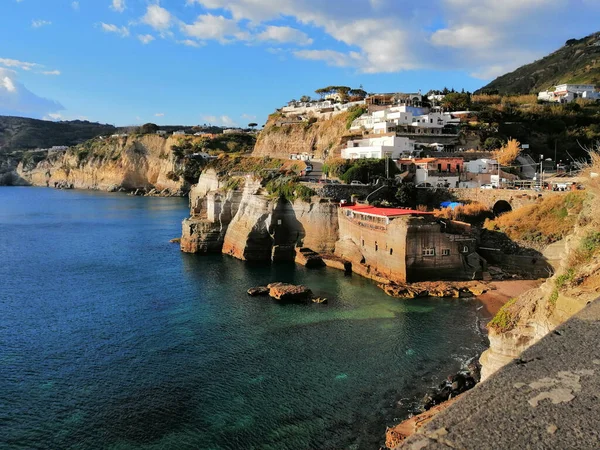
0 116 117 153
476 32 600 95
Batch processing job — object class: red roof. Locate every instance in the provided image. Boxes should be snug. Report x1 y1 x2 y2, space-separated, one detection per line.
341 204 431 217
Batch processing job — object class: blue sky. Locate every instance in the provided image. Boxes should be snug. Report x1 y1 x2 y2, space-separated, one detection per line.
1 0 599 127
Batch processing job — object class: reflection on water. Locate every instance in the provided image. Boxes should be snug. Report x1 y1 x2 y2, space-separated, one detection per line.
0 187 487 449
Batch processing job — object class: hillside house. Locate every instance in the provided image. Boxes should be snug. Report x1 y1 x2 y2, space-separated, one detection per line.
538 84 599 103
397 157 464 187
341 135 416 159
336 204 482 282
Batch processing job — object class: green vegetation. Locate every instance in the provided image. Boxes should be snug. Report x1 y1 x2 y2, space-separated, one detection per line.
476 32 600 95
345 106 368 129
172 133 256 159
484 192 586 248
0 116 116 154
323 158 398 184
488 298 519 333
265 177 315 202
206 155 285 178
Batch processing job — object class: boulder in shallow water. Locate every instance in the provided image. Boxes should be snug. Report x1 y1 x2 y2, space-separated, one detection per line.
247 286 269 296
267 282 313 302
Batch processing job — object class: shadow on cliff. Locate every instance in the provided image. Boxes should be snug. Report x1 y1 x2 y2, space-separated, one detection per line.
268 197 306 263
479 228 554 278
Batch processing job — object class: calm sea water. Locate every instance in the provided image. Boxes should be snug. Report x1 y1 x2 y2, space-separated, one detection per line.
0 187 487 450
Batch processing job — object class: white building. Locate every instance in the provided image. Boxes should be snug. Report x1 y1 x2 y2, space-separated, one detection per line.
342 135 416 159
465 158 499 174
350 106 453 135
414 168 460 188
156 130 167 136
538 84 599 103
173 130 186 136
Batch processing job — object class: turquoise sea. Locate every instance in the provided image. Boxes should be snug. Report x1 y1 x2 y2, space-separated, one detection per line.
0 187 487 449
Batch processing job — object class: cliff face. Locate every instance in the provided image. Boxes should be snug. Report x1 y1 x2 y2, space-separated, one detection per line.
16 135 192 194
480 173 600 379
180 170 339 260
252 112 352 160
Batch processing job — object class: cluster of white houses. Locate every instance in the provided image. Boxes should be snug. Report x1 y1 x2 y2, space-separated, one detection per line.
349 105 459 136
538 84 600 103
339 134 505 188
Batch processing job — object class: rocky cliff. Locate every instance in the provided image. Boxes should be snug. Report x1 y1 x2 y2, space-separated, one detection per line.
252 111 354 160
16 134 195 195
480 165 600 379
181 170 339 260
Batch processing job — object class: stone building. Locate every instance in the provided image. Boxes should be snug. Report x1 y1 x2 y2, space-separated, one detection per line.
335 204 482 282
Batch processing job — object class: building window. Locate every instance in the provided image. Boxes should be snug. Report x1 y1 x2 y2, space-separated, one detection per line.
375 241 378 251
441 249 450 256
390 248 393 255
422 248 435 257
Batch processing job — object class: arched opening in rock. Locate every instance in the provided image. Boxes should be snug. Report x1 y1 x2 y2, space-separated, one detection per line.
493 200 512 216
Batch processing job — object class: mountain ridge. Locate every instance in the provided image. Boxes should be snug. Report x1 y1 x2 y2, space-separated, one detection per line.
476 31 600 95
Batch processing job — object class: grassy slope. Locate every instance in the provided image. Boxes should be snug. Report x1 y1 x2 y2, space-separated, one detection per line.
476 32 600 95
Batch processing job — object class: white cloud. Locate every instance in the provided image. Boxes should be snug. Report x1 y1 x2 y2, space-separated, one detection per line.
257 26 312 46
184 0 599 78
111 0 125 13
72 1 79 10
241 113 256 120
1 73 16 93
0 58 40 71
181 14 247 43
154 112 165 117
32 20 51 28
138 34 155 44
41 70 61 76
202 114 237 127
0 68 64 118
293 49 360 68
142 5 172 31
43 112 90 121
177 39 203 47
100 22 130 37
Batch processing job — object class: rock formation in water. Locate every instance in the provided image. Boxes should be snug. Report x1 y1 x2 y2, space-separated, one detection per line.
16 134 197 195
181 169 340 261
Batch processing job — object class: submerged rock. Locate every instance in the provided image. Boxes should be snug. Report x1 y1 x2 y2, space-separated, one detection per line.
267 282 313 302
247 286 269 296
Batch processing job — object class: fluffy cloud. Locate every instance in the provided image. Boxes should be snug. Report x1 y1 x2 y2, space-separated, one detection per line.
111 0 125 13
101 22 129 37
257 26 312 46
32 20 51 28
0 68 64 118
184 0 600 77
138 34 155 44
181 14 247 43
142 5 172 31
0 58 40 71
202 114 237 127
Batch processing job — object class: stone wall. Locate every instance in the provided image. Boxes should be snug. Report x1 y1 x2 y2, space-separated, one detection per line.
315 184 376 201
335 210 482 283
449 188 554 210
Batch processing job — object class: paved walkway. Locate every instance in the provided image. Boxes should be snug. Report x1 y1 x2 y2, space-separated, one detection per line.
400 298 600 449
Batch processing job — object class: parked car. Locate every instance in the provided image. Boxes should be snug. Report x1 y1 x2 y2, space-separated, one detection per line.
350 180 366 186
480 184 495 189
304 164 313 173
